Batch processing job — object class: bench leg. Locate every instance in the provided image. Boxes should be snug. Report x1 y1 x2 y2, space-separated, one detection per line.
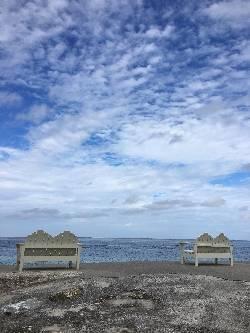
230 257 233 266
195 257 198 267
16 259 20 271
76 259 80 270
19 259 23 272
215 258 218 265
179 243 184 264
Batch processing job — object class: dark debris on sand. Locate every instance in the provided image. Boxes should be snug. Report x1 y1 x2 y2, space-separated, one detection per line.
0 271 249 333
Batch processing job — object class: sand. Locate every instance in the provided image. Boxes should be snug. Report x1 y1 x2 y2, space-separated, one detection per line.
1 261 250 281
0 261 249 332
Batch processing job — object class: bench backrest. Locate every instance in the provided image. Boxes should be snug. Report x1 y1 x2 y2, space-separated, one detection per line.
213 233 230 247
195 233 231 253
196 233 213 246
24 230 79 248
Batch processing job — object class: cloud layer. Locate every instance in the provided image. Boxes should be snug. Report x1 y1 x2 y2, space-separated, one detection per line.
0 0 250 238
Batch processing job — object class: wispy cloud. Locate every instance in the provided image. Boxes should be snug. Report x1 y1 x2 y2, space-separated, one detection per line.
17 104 52 124
0 91 22 106
203 0 250 21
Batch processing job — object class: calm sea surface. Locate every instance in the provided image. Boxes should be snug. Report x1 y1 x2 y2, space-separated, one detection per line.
0 238 250 265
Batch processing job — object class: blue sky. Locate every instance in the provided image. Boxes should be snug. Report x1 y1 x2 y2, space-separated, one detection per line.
0 0 250 239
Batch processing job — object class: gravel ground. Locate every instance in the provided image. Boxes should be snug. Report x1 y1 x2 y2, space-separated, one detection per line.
0 268 249 333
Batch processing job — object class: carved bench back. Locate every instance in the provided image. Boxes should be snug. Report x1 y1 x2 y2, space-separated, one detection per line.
24 230 78 249
196 233 213 246
195 233 231 252
213 233 230 247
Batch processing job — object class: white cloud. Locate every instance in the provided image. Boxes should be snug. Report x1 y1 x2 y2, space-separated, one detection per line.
0 91 22 106
203 0 250 20
113 112 250 168
145 25 174 38
17 104 52 124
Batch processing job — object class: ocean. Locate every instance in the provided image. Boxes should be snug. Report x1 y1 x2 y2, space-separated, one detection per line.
0 237 250 265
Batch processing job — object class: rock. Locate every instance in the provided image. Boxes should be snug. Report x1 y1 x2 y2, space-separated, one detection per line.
49 288 82 302
3 298 40 315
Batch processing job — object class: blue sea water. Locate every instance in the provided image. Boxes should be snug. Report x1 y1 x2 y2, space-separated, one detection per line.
0 238 249 265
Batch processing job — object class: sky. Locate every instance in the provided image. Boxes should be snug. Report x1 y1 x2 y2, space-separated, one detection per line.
0 0 250 239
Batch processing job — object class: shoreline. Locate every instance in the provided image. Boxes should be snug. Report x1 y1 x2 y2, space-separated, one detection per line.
1 260 250 281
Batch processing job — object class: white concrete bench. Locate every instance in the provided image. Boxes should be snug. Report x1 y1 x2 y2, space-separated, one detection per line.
179 233 233 267
16 230 81 272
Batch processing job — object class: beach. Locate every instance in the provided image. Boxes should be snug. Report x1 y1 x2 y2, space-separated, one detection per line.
0 262 249 333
